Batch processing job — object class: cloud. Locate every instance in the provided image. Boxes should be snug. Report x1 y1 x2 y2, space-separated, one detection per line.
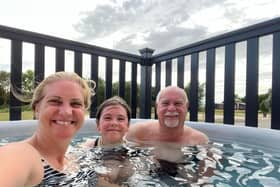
74 0 228 54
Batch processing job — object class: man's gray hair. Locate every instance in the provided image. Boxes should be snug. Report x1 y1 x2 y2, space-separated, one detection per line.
155 86 189 104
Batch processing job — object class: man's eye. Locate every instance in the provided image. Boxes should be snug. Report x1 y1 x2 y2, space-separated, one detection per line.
175 102 183 106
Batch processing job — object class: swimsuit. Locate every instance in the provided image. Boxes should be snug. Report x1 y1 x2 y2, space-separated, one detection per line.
94 137 99 147
35 159 66 186
35 159 97 186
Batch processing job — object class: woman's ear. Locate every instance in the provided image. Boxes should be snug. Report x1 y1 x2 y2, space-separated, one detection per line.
96 120 101 131
34 106 39 119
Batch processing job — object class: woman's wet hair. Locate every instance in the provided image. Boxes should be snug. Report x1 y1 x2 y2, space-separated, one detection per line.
96 96 131 124
11 71 96 111
31 71 95 110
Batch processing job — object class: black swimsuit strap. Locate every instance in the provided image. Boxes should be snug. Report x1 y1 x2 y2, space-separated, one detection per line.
94 137 99 147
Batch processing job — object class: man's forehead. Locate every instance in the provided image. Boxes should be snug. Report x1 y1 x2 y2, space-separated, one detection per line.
159 94 185 102
159 97 185 102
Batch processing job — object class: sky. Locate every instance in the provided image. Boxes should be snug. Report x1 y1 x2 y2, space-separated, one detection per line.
0 0 280 102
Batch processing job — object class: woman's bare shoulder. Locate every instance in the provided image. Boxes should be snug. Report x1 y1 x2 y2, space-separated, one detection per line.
0 141 44 186
0 141 38 155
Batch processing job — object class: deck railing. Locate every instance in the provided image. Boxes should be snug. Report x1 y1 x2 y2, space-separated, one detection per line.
1 17 280 130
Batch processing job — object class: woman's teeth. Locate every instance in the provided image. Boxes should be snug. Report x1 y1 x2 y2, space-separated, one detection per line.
55 120 74 125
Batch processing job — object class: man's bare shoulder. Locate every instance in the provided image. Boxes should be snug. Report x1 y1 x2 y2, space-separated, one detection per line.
184 126 209 145
130 120 157 130
126 120 158 141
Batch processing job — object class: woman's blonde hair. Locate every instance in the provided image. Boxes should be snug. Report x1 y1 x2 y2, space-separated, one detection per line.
31 71 95 110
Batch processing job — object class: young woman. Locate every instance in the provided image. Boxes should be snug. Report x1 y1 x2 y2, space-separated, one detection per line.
0 71 95 187
82 96 133 186
84 96 131 148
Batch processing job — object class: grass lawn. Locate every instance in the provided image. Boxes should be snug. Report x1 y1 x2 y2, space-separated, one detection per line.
0 109 246 121
0 109 269 128
0 111 34 121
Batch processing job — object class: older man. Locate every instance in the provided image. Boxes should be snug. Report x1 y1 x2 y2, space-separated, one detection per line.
126 86 208 145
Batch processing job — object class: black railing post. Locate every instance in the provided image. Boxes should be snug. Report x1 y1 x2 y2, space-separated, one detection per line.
139 48 154 119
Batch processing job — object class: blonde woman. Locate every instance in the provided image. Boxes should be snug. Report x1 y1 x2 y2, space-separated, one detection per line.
0 71 95 186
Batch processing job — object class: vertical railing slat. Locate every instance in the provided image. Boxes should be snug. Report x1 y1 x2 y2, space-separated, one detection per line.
119 59 126 98
205 48 216 122
224 44 235 124
9 40 22 120
245 38 259 127
165 59 172 86
130 63 137 118
271 32 280 129
105 57 113 99
34 44 45 86
177 56 184 88
74 51 82 76
55 48 65 72
90 54 98 118
155 62 161 119
190 53 199 121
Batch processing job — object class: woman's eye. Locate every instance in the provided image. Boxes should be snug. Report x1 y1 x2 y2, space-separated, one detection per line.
118 118 125 121
175 102 183 106
71 102 83 108
104 116 112 120
48 100 61 105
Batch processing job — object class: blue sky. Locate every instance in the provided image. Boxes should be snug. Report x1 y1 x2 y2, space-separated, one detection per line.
0 0 279 102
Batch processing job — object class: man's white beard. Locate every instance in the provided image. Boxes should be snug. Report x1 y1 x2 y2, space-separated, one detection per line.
164 119 179 128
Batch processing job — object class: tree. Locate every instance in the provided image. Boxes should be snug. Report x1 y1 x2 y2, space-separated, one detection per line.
184 83 205 111
259 89 271 117
112 81 140 106
0 71 10 105
22 70 34 99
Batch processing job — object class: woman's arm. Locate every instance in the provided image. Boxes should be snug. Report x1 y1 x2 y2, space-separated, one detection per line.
0 142 44 187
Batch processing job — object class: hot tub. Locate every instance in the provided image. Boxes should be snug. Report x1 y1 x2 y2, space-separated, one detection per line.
0 119 279 186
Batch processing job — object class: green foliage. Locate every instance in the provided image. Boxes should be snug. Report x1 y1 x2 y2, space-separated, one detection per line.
0 69 273 119
259 89 271 117
22 69 35 98
0 71 10 105
94 78 140 107
184 83 205 110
